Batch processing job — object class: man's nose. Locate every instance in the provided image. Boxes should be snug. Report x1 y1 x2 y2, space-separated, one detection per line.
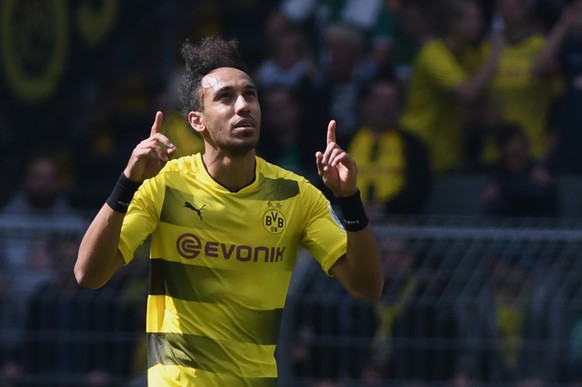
235 94 251 114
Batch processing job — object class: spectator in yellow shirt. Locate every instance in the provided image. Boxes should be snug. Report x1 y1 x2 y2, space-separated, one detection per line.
400 0 503 172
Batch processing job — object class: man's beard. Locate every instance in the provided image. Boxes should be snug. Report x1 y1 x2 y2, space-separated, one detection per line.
220 140 257 157
210 130 259 157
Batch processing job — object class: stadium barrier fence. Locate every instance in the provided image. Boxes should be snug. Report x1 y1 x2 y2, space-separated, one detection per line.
1 216 581 386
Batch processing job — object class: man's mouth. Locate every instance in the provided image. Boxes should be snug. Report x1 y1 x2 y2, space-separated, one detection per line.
233 119 257 130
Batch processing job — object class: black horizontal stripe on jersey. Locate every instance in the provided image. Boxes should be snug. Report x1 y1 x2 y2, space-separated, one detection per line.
147 332 278 386
159 178 300 227
150 258 282 345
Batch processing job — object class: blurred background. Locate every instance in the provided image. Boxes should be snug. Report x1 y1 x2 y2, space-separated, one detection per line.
2 0 582 386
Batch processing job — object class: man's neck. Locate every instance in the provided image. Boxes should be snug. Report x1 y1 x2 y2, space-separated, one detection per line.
202 150 256 192
504 27 530 45
442 35 464 56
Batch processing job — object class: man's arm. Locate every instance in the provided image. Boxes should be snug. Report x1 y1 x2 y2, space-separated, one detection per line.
531 1 582 78
315 120 383 300
75 205 126 289
452 34 503 102
74 111 176 288
329 225 383 300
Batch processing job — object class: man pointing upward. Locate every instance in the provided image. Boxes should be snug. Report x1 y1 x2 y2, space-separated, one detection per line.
74 36 382 386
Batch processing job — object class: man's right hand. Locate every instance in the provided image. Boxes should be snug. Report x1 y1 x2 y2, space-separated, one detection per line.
123 111 176 182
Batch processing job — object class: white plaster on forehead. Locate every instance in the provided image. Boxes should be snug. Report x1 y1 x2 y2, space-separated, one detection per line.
200 68 254 90
201 75 220 89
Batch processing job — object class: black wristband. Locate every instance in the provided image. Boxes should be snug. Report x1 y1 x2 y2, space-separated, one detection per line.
337 190 369 232
106 174 142 213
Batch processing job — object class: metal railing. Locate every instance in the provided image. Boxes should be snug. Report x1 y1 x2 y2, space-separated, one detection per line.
1 216 582 386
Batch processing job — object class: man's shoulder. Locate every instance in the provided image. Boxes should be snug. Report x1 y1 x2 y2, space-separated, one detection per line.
419 39 449 57
164 154 199 172
257 157 323 197
257 156 306 181
149 155 201 183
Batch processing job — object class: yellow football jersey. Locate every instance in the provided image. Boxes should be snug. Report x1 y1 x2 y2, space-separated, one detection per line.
119 153 347 386
400 39 484 172
348 128 405 203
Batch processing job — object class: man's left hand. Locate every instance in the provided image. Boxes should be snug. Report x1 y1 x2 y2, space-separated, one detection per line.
315 120 358 197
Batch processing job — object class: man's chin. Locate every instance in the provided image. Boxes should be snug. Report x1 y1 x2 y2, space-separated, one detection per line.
221 141 257 158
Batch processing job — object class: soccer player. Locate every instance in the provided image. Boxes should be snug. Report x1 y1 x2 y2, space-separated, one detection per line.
74 36 383 386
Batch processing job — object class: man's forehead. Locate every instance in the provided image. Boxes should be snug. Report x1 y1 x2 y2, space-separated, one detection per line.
201 67 254 90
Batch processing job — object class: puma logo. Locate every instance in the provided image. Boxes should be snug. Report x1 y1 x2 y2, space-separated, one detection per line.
184 201 206 220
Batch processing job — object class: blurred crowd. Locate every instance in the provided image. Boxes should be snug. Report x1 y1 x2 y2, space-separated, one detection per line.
2 0 582 385
288 230 582 387
2 0 582 219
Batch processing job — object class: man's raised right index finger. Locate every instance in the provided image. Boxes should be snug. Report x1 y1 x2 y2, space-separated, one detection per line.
150 111 164 137
327 120 337 145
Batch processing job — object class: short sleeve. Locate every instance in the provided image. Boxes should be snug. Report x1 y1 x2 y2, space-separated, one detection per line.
300 185 347 275
118 177 163 264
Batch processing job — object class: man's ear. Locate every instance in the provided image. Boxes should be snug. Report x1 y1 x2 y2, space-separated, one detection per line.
188 111 205 134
